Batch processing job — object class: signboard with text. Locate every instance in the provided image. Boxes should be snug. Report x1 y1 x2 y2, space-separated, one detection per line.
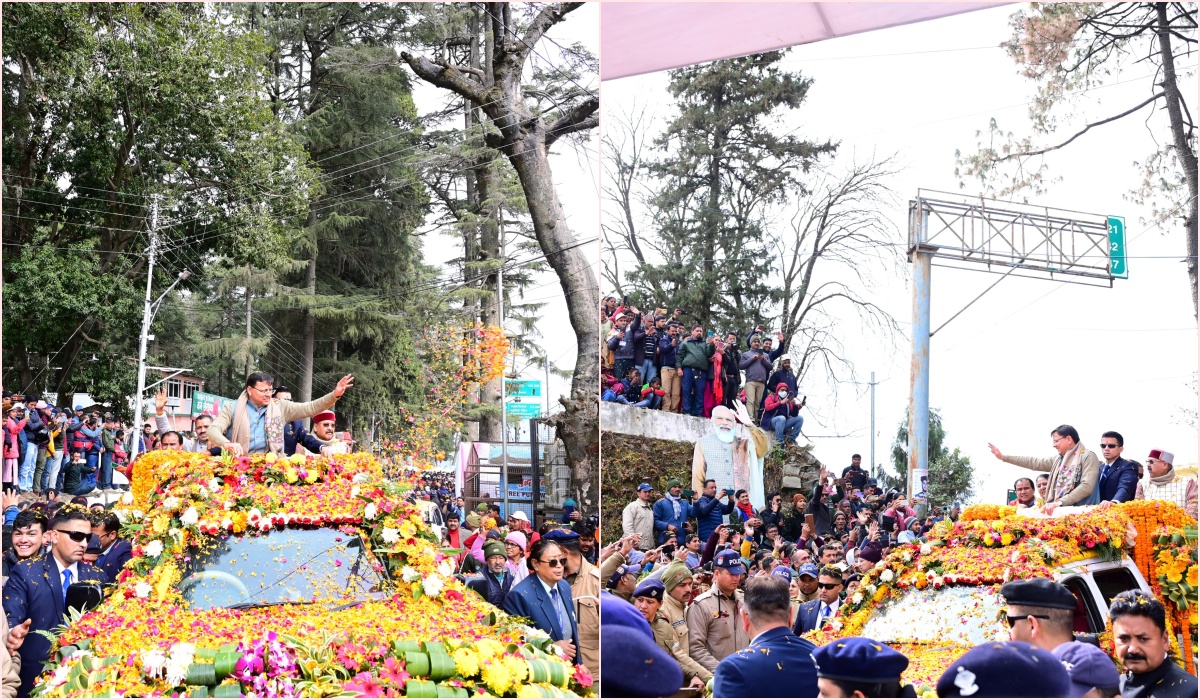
191 390 235 418
1107 215 1128 279
504 402 542 419
505 380 541 397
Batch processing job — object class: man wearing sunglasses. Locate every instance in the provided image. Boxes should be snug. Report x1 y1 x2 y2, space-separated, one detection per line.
998 578 1077 652
1096 431 1139 505
208 371 354 457
3 505 110 697
502 539 583 667
793 566 843 635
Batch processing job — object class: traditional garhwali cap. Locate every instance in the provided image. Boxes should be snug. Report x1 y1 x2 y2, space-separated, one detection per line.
313 410 335 424
1148 448 1174 464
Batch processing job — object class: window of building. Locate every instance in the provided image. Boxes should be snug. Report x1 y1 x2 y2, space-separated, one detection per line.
183 381 200 401
167 378 181 399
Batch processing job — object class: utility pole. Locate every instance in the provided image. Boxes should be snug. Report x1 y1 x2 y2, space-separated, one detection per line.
129 196 160 465
498 216 509 518
869 371 877 478
544 359 550 416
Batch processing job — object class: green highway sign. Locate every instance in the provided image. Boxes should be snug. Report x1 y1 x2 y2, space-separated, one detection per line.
505 402 542 419
505 379 541 397
1107 215 1128 279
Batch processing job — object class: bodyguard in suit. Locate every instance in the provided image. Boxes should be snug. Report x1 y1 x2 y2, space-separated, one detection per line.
4 504 110 696
712 575 818 698
794 566 844 636
93 512 133 581
503 539 581 664
1097 431 1139 503
273 387 332 456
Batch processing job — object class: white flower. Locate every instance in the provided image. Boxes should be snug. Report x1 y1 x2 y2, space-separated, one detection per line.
224 500 233 511
122 491 134 505
851 592 864 605
353 472 371 484
880 569 894 582
901 550 912 563
221 517 233 530
162 496 180 512
258 519 271 531
140 648 166 678
180 507 199 526
920 543 932 556
168 528 183 542
198 487 209 499
1003 567 1013 583
132 510 144 520
46 664 71 691
363 503 378 520
381 528 400 545
401 566 421 583
144 540 164 558
437 559 454 577
1010 550 1021 563
247 508 263 522
164 643 195 687
350 485 361 498
828 620 844 632
874 559 887 570
931 574 945 587
208 478 221 492
422 574 444 597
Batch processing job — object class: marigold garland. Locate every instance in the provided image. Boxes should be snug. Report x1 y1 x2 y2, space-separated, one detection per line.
803 501 1197 684
34 450 591 698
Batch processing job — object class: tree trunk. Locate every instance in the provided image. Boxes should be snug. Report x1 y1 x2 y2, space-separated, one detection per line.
300 208 318 403
476 159 503 442
1154 2 1199 319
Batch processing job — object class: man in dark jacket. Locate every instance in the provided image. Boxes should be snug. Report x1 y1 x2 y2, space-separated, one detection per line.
1097 431 1139 504
657 323 683 412
695 478 735 544
273 387 330 456
4 505 111 696
608 309 645 383
807 467 844 537
766 357 798 396
479 541 513 608
93 512 133 581
676 326 717 417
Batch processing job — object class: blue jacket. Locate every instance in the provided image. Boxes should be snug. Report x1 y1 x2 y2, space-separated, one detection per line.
503 575 581 663
766 368 797 395
1098 458 1139 503
792 598 841 636
652 497 692 544
695 493 735 543
283 418 326 456
607 314 644 361
96 538 133 581
3 554 110 696
657 333 680 369
713 626 818 698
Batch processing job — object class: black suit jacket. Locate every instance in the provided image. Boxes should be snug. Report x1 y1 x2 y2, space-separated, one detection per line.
96 538 133 581
1098 458 1139 503
792 598 841 636
3 554 110 696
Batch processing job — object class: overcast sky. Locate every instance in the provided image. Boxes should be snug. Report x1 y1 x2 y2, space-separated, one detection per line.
413 3 600 435
600 4 1198 501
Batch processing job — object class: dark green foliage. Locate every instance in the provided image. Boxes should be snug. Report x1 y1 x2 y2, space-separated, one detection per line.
889 407 975 507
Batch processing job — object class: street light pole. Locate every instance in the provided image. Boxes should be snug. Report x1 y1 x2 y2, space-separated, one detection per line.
129 196 190 464
129 196 160 464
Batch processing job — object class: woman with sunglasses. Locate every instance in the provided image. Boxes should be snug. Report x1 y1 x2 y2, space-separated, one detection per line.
502 539 582 665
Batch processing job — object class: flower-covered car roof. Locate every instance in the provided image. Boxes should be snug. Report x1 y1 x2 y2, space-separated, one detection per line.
804 501 1197 691
36 451 592 698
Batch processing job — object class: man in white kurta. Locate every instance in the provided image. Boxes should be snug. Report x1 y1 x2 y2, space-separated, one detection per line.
690 406 763 511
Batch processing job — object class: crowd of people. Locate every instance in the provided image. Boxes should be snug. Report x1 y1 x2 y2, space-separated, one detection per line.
600 428 1198 697
600 299 808 444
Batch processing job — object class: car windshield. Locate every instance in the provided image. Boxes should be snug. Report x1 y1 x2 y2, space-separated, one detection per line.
177 527 384 610
861 586 1008 647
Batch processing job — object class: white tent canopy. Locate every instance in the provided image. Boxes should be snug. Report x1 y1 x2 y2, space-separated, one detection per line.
601 2 1012 81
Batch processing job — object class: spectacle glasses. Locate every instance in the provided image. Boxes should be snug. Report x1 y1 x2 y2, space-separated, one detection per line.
816 582 841 590
55 529 90 543
538 557 568 568
1003 613 1050 628
1100 443 1120 449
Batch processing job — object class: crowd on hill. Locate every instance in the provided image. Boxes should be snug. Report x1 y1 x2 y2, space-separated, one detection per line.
600 298 808 445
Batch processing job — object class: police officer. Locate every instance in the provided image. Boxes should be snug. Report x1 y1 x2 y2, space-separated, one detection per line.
812 637 917 698
658 562 712 686
550 529 599 692
1000 578 1078 652
686 549 750 673
633 578 706 691
936 641 1072 697
606 564 640 602
600 591 682 697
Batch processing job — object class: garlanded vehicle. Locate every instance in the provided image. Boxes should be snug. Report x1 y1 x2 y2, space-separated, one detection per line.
33 450 593 698
804 501 1197 695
